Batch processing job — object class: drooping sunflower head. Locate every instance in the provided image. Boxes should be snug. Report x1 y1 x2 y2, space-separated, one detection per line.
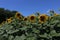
29 14 36 23
6 17 12 23
38 14 48 23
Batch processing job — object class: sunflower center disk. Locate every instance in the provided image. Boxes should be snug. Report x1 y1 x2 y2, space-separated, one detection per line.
30 16 35 20
24 18 27 21
17 14 20 17
40 16 45 21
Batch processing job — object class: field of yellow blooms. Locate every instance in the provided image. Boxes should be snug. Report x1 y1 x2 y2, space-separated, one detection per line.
0 11 60 40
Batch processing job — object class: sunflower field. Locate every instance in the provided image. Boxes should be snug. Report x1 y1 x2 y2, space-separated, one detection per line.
0 8 60 40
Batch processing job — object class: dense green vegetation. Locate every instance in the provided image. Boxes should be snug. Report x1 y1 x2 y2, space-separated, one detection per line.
0 8 60 40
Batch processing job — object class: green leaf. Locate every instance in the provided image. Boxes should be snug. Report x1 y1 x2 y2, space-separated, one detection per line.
14 34 26 40
7 29 19 34
32 28 40 34
39 33 48 38
8 35 14 40
26 37 36 40
19 26 27 31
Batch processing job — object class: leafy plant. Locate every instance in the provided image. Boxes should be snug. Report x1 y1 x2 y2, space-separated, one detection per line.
0 9 60 40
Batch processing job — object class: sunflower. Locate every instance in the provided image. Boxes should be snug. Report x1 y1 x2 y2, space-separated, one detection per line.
38 14 48 23
23 17 28 21
29 14 36 23
1 21 5 24
15 12 22 19
54 13 59 16
0 24 2 27
6 17 12 23
0 21 6 26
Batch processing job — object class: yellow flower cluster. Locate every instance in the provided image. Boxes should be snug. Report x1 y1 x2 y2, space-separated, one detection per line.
0 12 59 25
23 14 49 23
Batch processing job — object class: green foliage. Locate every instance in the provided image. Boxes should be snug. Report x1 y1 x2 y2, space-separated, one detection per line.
0 8 60 40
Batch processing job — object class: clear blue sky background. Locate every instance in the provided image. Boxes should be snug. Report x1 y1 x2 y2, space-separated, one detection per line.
0 0 60 16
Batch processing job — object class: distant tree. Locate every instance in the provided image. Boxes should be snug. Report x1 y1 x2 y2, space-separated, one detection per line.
0 8 24 24
0 8 18 23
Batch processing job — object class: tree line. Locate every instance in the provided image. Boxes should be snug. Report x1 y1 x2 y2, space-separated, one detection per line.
0 8 19 24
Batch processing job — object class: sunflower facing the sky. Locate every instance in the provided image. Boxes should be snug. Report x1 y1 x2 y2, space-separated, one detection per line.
38 14 48 23
28 14 36 23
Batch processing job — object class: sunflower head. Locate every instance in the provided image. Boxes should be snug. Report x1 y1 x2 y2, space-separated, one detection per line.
54 13 59 16
23 17 28 21
16 12 21 16
15 12 22 19
6 17 12 23
0 23 2 27
38 14 48 23
29 14 36 23
0 21 5 26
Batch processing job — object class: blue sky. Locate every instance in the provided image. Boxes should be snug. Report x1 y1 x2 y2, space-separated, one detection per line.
0 0 60 16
